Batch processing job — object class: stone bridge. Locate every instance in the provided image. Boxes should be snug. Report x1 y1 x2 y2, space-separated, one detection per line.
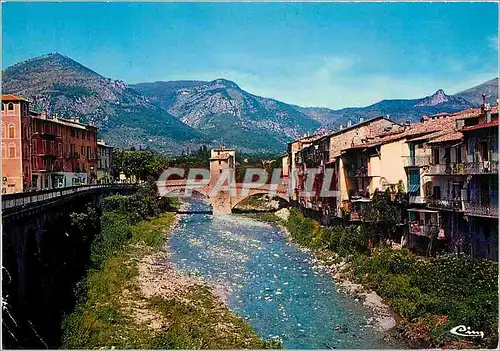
159 179 289 215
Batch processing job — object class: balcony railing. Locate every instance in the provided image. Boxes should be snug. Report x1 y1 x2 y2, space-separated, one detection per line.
426 161 498 175
425 198 464 211
464 161 498 174
65 152 80 159
402 156 431 167
408 223 441 238
464 202 498 218
347 165 369 177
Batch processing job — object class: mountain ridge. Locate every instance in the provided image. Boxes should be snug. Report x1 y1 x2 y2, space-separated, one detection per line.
2 52 498 153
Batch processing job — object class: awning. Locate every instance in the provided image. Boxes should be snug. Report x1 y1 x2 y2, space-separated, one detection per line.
407 208 439 213
408 184 420 193
352 198 371 203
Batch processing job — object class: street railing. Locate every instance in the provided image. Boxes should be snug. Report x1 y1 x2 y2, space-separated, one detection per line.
2 184 137 211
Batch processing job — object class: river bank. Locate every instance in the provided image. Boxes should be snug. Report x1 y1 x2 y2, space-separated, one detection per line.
245 208 498 349
61 187 278 349
169 199 396 349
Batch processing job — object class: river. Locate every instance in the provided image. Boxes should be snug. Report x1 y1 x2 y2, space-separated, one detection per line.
168 199 398 349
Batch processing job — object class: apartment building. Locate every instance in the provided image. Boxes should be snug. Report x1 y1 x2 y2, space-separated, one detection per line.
404 105 498 260
291 116 401 224
97 140 114 183
2 94 100 192
1 94 32 193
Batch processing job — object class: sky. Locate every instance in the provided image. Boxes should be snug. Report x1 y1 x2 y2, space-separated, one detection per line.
2 2 498 109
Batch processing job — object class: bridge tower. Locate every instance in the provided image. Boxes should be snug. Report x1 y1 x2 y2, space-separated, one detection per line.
209 147 236 215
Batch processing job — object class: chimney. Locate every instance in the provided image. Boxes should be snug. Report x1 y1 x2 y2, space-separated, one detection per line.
347 120 352 127
339 124 343 130
359 117 364 123
405 120 411 126
481 94 486 113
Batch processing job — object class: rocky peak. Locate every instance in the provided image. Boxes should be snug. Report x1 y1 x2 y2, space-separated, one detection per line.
414 89 469 107
210 78 240 89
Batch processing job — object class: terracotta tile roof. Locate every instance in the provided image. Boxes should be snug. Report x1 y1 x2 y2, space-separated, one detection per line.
344 113 460 151
462 119 499 132
1 94 27 101
451 108 482 120
427 131 463 144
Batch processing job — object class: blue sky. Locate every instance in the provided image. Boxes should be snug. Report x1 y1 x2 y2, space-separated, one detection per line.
2 2 498 109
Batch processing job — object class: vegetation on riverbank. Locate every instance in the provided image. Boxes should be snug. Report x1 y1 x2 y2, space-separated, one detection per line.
62 183 278 349
249 208 498 348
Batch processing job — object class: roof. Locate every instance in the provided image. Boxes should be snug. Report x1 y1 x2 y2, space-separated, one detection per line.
97 141 113 148
2 94 27 102
427 131 463 144
461 119 499 132
325 115 401 139
343 112 460 151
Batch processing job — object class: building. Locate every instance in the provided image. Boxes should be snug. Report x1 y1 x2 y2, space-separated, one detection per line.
284 103 498 261
30 113 98 189
1 94 32 193
2 94 100 192
97 140 114 184
291 116 402 223
401 105 498 260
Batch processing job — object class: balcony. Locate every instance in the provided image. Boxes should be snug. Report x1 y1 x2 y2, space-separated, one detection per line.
464 202 498 218
426 163 467 175
402 156 431 167
86 154 97 161
39 150 58 159
464 160 498 175
408 222 441 238
426 198 464 211
65 152 80 159
347 165 369 178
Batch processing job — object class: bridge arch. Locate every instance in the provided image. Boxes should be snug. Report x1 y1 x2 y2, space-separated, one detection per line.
231 191 290 210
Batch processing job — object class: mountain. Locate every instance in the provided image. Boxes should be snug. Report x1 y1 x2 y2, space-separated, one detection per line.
2 53 497 154
454 78 498 106
132 79 321 152
298 87 488 130
2 53 203 154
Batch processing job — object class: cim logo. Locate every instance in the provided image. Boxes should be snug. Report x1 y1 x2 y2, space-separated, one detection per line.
449 325 484 339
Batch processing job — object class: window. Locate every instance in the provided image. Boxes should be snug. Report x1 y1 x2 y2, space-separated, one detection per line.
1 123 5 139
8 124 15 138
480 141 489 161
444 148 451 164
8 143 15 158
23 144 29 157
81 146 84 155
58 142 62 157
77 130 80 138
7 103 14 111
218 160 221 165
82 131 85 140
70 129 75 137
42 140 47 153
87 132 90 140
408 169 420 195
1 104 3 111
456 146 462 163
1 143 5 158
50 141 54 154
22 103 27 115
33 141 37 154
432 148 440 165
432 185 441 200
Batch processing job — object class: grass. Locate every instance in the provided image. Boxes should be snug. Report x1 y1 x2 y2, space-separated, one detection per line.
248 208 499 349
62 212 277 349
